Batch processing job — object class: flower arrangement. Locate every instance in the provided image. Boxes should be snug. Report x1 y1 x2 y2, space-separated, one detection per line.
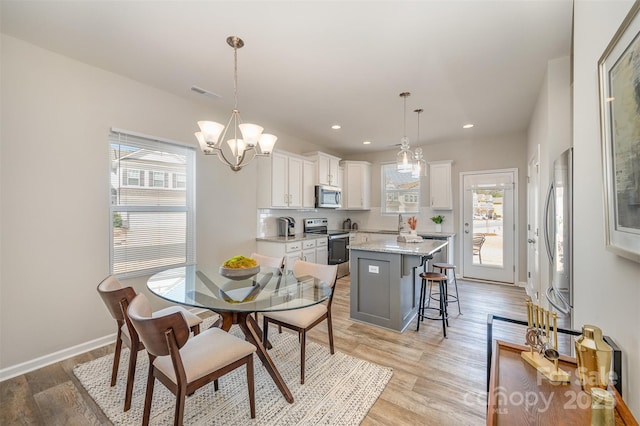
407 216 418 230
430 215 445 224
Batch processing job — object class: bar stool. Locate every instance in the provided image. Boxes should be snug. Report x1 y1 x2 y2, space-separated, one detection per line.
416 272 448 337
433 262 462 314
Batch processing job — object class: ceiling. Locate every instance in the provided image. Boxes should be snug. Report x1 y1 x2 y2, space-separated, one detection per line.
1 1 573 155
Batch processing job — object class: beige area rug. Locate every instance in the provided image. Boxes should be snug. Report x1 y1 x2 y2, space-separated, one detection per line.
74 321 392 425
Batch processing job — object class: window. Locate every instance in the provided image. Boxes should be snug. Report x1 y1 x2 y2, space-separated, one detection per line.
381 163 420 214
110 129 195 278
124 169 143 186
149 171 167 188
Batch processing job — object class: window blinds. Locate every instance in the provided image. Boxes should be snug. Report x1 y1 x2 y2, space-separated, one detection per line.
109 129 195 278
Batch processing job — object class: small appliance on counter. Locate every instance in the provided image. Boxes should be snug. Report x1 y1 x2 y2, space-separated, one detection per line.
277 217 296 237
343 218 351 230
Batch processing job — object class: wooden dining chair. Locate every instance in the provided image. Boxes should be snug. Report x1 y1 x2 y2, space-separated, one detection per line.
249 253 285 323
262 260 338 384
128 294 257 426
96 275 203 412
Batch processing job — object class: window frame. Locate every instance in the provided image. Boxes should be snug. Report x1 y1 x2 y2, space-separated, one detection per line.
109 128 196 279
380 162 421 215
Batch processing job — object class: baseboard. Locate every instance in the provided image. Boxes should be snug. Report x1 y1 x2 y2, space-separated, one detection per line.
516 281 526 288
0 333 116 382
0 307 208 382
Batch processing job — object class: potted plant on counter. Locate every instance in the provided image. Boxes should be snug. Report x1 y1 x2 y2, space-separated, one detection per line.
431 215 444 233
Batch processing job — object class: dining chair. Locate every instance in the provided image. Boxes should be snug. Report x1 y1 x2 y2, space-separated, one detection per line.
261 260 338 384
472 233 486 264
128 294 257 426
250 252 284 270
96 275 203 412
250 253 285 323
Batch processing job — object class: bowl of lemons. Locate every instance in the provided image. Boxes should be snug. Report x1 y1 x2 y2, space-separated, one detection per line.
219 255 260 280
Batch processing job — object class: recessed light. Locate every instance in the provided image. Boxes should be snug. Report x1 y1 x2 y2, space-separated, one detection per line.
463 124 474 129
331 124 341 130
363 141 371 145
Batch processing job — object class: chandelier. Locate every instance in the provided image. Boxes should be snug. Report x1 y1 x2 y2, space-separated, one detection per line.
195 36 277 172
412 108 427 178
396 92 414 173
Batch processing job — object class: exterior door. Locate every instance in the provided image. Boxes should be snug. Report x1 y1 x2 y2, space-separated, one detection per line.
527 148 541 303
461 170 517 283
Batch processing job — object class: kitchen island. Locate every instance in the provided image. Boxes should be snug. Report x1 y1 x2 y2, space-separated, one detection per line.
349 238 447 332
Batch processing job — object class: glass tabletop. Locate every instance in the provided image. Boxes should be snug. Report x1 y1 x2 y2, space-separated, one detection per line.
147 264 332 313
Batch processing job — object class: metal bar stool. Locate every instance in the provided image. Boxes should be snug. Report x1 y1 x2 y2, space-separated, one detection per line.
416 272 448 337
433 262 461 314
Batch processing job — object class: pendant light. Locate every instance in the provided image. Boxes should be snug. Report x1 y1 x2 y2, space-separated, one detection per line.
396 92 415 173
412 108 427 178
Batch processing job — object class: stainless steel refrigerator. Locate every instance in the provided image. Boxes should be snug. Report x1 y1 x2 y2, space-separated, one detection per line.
544 148 573 324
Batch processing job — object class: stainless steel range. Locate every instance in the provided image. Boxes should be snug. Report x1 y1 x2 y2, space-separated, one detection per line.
303 218 350 278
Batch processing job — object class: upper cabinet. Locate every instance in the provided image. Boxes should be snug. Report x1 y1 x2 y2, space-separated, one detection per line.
341 161 371 210
429 161 453 210
302 159 315 208
257 150 305 209
306 152 341 187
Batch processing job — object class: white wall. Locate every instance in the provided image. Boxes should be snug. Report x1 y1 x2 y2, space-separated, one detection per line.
527 55 571 308
343 131 529 283
0 35 324 372
573 0 639 417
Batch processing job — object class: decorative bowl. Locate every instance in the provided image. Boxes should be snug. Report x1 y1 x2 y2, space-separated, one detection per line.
219 265 260 280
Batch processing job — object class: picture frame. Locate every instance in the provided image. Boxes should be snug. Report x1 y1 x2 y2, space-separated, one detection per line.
598 0 640 264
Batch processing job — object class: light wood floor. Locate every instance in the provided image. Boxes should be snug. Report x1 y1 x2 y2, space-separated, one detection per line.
1 277 567 425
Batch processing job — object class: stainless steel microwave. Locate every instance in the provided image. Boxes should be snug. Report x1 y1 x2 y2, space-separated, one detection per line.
315 185 342 208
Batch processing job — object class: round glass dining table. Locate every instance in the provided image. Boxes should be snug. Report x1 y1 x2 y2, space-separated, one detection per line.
147 264 332 403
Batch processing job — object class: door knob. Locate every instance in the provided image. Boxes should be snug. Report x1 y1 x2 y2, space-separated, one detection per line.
528 239 535 243
465 230 469 234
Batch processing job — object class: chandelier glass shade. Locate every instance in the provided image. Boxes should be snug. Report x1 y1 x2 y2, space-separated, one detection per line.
195 36 277 172
412 108 427 178
396 92 415 173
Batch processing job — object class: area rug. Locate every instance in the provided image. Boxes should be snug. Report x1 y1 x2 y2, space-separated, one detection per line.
74 321 392 425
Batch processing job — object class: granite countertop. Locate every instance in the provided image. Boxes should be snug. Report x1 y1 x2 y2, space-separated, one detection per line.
256 234 328 243
350 228 456 238
349 238 448 256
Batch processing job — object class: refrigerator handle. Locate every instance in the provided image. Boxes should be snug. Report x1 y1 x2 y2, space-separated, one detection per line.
543 182 554 264
546 287 571 314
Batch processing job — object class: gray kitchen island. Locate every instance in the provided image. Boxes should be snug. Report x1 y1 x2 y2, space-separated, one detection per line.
349 238 447 332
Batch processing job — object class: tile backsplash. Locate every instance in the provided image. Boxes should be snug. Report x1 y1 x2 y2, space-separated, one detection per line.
257 208 454 237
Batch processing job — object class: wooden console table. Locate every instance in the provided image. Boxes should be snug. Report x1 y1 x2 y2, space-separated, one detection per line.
487 340 638 425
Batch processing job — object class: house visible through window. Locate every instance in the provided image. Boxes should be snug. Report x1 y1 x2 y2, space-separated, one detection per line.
381 163 420 214
109 130 195 278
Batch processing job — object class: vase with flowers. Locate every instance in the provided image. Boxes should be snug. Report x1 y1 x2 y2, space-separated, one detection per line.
431 215 444 233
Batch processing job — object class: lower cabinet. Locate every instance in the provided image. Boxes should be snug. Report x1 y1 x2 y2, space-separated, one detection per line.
316 239 328 265
257 237 328 270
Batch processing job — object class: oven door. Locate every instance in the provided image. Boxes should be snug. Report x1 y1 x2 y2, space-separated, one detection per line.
328 236 349 264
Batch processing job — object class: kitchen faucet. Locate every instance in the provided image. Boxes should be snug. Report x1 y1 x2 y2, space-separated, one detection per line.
398 214 404 233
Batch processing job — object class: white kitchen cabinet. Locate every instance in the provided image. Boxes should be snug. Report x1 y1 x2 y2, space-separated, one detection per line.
429 161 453 210
341 160 371 210
302 239 317 263
257 150 303 208
302 159 315 208
316 238 328 264
257 236 326 270
305 152 341 187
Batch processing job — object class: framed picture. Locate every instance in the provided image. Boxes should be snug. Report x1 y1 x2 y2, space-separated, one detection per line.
598 0 640 263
